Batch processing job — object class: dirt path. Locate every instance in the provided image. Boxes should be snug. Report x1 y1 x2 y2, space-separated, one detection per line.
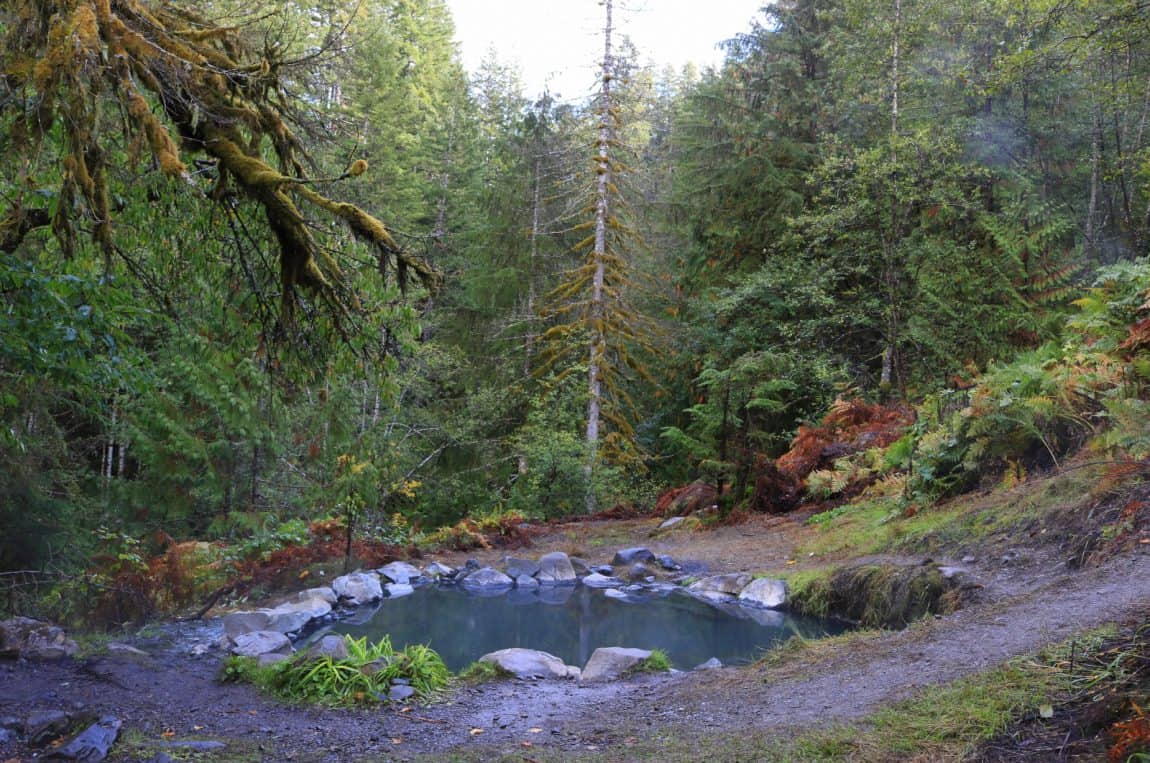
2 521 1149 762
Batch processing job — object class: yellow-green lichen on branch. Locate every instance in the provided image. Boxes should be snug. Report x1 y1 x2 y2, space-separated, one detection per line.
0 0 439 316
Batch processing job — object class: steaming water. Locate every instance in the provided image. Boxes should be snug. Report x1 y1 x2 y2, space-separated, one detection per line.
314 584 847 671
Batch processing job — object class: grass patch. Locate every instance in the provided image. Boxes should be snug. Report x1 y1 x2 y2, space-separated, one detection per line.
755 628 886 673
456 659 511 684
796 460 1104 563
784 563 958 628
221 635 449 706
788 627 1122 761
627 648 671 675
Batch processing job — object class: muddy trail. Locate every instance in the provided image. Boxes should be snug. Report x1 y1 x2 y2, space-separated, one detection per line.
2 515 1149 762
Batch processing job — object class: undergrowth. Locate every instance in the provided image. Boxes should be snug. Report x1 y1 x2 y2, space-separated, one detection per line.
222 635 449 706
628 649 672 675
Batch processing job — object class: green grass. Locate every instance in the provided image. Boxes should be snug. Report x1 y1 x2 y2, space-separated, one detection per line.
796 462 1103 563
628 648 671 674
456 659 511 684
222 635 450 706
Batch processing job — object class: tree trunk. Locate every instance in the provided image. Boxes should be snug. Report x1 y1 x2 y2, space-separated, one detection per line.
1087 94 1102 260
891 0 901 139
524 154 542 377
585 0 614 514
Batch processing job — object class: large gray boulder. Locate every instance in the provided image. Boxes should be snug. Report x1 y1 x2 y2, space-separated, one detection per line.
581 572 624 588
737 577 788 609
223 597 331 643
581 647 653 682
537 552 577 585
423 561 456 580
265 598 331 633
503 556 540 579
461 567 514 589
332 571 383 605
0 617 77 661
479 648 580 679
385 583 415 598
306 634 349 660
612 547 656 566
231 631 292 658
688 573 753 598
223 611 270 642
378 561 422 585
49 715 121 762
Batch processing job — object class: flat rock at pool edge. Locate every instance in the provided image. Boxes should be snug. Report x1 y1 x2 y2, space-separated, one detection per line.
265 599 331 632
378 561 422 585
423 561 456 580
581 647 653 682
230 631 292 658
332 572 383 605
461 567 514 589
582 572 624 588
688 572 753 597
537 552 577 585
737 577 788 609
385 582 415 598
479 648 579 680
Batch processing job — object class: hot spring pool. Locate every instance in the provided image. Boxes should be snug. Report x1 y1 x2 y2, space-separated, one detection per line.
308 583 847 671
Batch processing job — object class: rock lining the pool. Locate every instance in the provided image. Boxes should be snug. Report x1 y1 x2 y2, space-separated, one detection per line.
218 546 792 661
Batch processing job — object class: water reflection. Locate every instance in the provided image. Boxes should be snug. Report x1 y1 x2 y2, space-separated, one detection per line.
318 585 847 671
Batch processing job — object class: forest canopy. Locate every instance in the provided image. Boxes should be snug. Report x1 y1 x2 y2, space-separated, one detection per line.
2 0 1150 608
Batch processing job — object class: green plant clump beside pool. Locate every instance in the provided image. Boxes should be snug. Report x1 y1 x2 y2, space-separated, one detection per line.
222 635 449 706
628 648 672 675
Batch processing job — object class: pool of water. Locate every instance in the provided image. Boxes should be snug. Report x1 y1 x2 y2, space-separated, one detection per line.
312 584 847 671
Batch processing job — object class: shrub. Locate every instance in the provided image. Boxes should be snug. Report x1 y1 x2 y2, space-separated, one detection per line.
224 635 449 706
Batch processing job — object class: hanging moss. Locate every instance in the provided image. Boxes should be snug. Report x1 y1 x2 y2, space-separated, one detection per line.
1 0 439 315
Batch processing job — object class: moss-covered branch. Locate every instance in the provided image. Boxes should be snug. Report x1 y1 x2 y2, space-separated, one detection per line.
1 0 439 315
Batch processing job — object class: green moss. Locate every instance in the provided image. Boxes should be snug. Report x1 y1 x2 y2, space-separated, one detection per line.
785 563 956 628
456 660 511 684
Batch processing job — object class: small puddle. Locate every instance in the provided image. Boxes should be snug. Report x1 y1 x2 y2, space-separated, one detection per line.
312 585 847 671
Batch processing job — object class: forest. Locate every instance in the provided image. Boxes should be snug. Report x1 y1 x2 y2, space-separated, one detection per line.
2 0 1150 620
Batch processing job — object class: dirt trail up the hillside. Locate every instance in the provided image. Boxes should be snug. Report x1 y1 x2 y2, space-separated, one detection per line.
2 514 1149 762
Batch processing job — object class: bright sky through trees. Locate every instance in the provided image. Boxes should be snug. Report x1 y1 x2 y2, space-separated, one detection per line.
445 0 764 98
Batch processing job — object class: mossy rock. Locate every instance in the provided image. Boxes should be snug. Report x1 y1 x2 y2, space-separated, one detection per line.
790 563 959 628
